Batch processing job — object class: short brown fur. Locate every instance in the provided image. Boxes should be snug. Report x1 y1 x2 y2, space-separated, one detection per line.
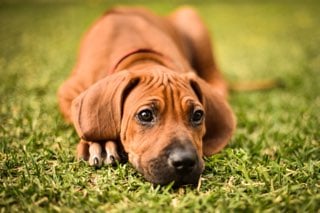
58 6 235 185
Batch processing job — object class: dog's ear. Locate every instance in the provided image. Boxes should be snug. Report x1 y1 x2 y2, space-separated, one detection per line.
188 74 236 157
71 71 139 142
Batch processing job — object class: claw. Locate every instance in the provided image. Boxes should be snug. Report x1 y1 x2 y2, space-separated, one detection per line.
109 155 115 163
89 155 102 167
105 154 116 165
93 157 99 166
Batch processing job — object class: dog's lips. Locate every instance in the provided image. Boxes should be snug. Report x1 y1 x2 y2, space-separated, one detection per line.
146 167 203 186
138 156 204 186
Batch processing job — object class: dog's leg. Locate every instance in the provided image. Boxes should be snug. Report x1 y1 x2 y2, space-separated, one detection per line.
168 7 228 98
77 139 90 161
104 141 120 165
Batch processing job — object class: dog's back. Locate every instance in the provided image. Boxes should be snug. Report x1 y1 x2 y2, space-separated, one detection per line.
58 7 193 122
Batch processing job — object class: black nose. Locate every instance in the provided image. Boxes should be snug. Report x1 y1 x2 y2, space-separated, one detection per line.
168 147 197 174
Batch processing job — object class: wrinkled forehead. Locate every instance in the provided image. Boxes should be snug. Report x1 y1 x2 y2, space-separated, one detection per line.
125 70 201 109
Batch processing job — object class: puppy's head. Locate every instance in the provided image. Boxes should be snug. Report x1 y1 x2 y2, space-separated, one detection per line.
72 66 235 185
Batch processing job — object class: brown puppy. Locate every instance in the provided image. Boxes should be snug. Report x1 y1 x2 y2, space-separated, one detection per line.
58 6 236 185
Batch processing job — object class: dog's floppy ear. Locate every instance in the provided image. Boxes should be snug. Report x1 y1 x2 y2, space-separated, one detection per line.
188 74 236 157
71 71 139 142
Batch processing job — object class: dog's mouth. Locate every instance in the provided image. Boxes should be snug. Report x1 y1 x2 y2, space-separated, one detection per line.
135 152 204 186
146 159 203 186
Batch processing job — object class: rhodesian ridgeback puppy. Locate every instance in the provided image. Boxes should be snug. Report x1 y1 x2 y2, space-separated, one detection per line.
58 6 235 185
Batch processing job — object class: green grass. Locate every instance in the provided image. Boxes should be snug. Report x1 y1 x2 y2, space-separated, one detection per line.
1 0 319 212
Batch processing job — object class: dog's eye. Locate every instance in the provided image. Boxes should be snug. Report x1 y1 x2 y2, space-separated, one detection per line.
191 109 204 125
137 109 154 123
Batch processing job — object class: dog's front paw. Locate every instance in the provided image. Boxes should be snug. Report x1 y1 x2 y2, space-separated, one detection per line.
76 140 121 167
104 141 120 165
89 142 103 167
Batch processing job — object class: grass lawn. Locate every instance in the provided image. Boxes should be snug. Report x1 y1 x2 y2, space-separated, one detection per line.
0 0 319 212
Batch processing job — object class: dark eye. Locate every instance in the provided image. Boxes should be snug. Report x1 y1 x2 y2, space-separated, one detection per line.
137 109 154 123
191 109 204 125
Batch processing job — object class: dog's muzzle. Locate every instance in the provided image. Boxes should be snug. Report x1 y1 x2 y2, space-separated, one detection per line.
143 142 204 186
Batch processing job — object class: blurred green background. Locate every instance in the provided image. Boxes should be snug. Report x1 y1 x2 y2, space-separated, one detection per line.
0 0 319 212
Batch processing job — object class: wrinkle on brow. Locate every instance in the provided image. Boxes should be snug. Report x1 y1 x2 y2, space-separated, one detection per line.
166 75 197 116
138 70 166 92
